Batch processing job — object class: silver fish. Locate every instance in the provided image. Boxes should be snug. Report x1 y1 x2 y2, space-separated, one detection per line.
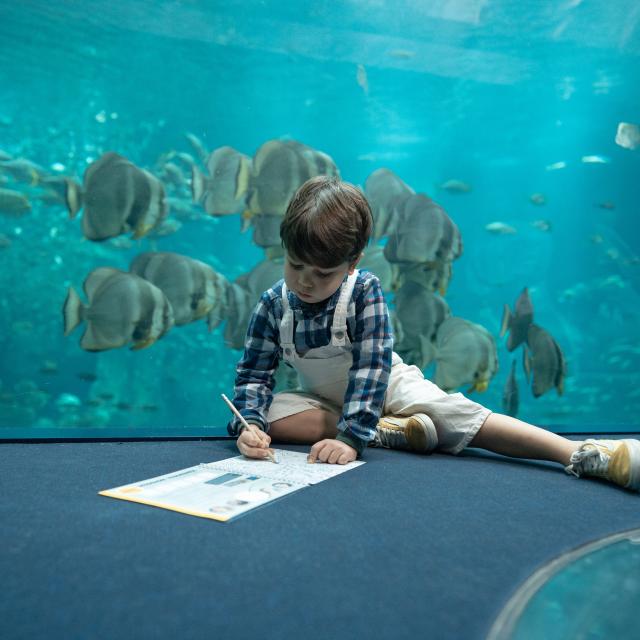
0 188 31 216
192 146 252 216
434 317 498 393
384 193 462 266
394 281 451 369
615 122 640 150
224 281 254 350
63 268 174 351
78 152 168 241
500 287 534 351
364 168 414 241
523 324 566 398
130 252 227 328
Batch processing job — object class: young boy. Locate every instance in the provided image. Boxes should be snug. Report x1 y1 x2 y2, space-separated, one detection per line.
228 176 640 491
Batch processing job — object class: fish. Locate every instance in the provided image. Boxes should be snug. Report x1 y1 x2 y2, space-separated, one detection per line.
244 257 284 300
191 146 252 216
392 260 452 297
0 158 47 185
388 49 415 59
597 201 615 210
523 324 566 397
433 317 498 393
439 179 472 194
531 219 552 232
356 63 369 94
502 360 519 417
485 221 516 235
224 281 254 350
364 168 414 241
545 161 567 171
0 188 31 216
40 175 83 217
359 245 395 294
529 193 547 205
384 193 462 266
0 233 11 248
185 132 209 164
581 155 610 164
63 267 174 351
394 281 451 369
245 139 338 219
129 252 227 328
500 287 534 352
615 122 640 150
74 152 168 241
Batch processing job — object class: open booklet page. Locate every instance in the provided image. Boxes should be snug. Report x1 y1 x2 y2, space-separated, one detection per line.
100 449 365 522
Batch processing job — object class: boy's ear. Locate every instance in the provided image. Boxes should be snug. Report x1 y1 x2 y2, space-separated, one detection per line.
348 252 364 274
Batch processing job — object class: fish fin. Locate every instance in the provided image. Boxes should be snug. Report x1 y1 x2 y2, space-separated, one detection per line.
130 337 156 351
240 209 254 233
500 304 511 338
191 165 207 202
29 168 40 186
132 222 153 240
64 178 83 219
234 156 251 200
523 346 531 383
62 286 84 336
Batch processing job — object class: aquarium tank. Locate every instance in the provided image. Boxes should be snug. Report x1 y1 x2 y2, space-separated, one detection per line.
1 0 639 439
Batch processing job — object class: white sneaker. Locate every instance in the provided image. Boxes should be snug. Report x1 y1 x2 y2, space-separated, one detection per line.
374 414 438 453
565 439 640 491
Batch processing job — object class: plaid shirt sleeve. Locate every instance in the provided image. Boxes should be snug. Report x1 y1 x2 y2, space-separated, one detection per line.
336 273 393 452
227 288 281 436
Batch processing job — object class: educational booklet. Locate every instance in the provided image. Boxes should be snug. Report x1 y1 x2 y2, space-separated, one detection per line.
99 449 365 522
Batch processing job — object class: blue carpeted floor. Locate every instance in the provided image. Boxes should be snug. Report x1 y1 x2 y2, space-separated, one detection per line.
1 437 639 640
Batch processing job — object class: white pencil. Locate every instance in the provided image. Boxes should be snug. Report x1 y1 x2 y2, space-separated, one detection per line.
221 393 278 463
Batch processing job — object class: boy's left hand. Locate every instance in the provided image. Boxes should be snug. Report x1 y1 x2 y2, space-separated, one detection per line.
308 439 357 465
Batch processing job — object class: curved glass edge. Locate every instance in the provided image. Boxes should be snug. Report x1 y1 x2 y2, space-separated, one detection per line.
0 426 230 440
487 527 640 640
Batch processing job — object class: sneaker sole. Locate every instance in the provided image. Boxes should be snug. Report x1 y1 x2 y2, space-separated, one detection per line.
621 439 640 490
406 415 438 453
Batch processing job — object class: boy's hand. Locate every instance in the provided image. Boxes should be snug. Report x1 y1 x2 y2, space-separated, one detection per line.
307 439 357 465
237 424 274 460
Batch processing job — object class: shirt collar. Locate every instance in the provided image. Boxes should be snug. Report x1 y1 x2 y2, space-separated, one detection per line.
287 274 347 317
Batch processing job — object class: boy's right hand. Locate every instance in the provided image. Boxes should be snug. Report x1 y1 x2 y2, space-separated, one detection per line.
237 423 274 460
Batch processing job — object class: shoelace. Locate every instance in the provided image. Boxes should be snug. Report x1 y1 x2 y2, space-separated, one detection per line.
566 445 610 478
377 426 408 449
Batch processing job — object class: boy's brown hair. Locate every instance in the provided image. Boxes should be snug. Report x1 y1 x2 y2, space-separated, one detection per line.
280 176 373 268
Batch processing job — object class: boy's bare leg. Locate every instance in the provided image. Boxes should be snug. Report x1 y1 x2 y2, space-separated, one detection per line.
269 409 338 444
469 413 581 466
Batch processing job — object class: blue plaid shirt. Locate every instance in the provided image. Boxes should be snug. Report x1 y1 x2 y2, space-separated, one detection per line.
227 270 393 453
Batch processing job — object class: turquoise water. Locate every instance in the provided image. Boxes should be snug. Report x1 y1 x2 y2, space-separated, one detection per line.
1 1 639 436
489 529 640 639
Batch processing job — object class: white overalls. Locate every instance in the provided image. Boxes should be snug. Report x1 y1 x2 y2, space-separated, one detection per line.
266 270 491 454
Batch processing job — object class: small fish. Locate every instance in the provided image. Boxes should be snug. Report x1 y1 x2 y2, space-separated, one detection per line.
63 267 174 351
545 161 567 171
0 158 46 185
387 49 415 59
597 201 615 210
485 221 516 235
185 132 209 165
615 122 640 150
356 63 369 94
531 219 552 232
502 360 519 417
581 155 610 164
523 324 566 398
440 179 472 193
500 287 534 352
40 360 58 374
0 188 31 216
76 372 98 382
0 233 11 248
529 193 547 205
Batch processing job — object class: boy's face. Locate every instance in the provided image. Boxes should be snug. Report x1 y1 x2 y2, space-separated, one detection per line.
284 252 359 304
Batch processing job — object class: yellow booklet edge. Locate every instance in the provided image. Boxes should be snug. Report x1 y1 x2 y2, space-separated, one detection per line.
99 489 231 522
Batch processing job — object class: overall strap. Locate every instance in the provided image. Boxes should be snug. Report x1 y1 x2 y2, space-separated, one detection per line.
331 270 358 347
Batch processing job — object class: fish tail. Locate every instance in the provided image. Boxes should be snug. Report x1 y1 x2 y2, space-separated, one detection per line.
64 179 83 219
499 304 511 338
63 286 85 335
522 346 531 383
234 156 251 201
191 165 207 202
